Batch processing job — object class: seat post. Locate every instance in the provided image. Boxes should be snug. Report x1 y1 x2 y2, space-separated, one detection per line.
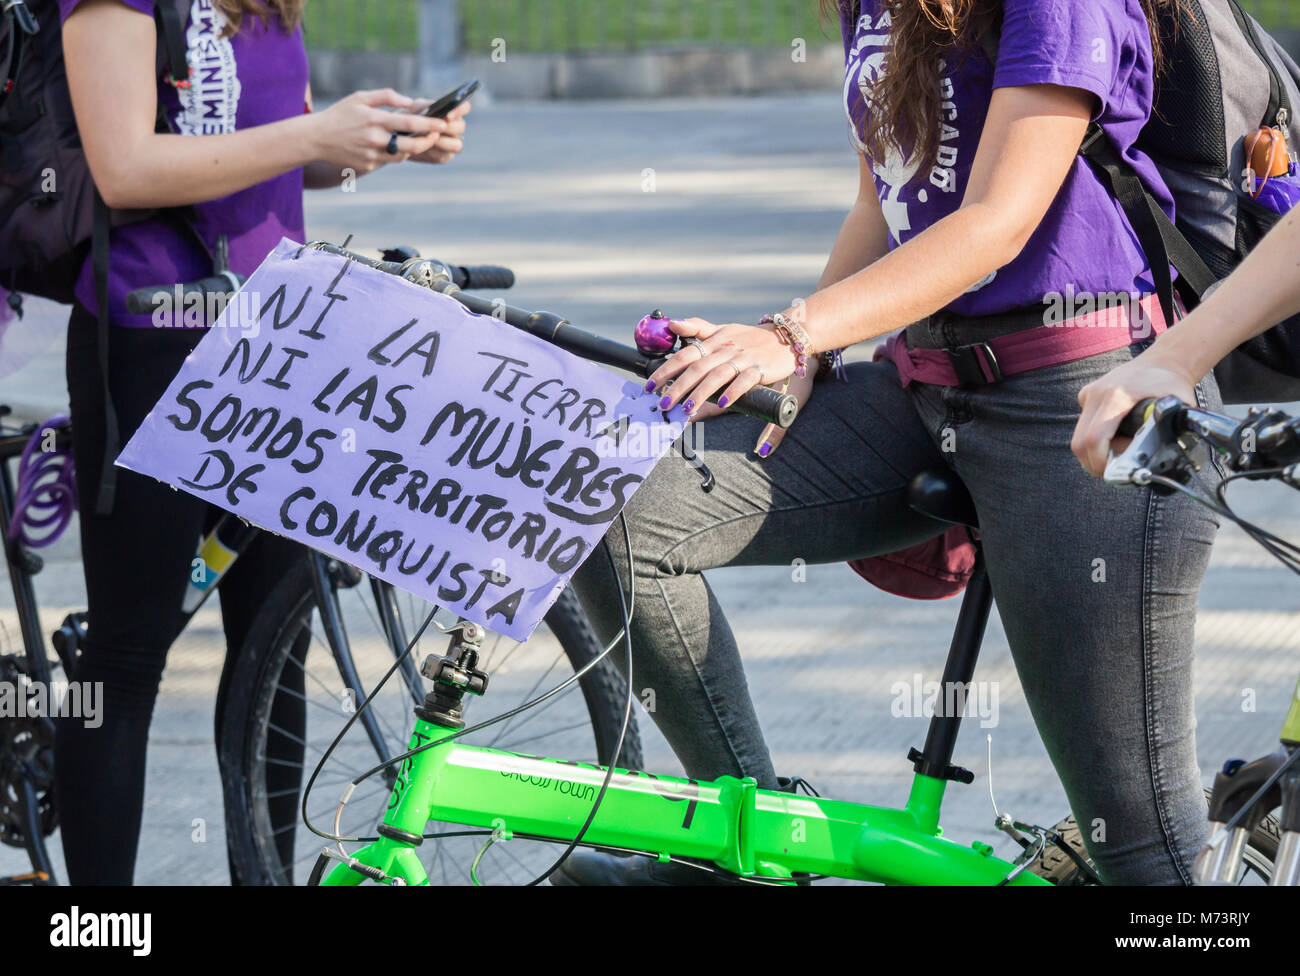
909 548 992 785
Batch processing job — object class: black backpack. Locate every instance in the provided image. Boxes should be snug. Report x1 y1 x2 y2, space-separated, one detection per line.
982 0 1300 404
0 0 198 305
0 0 206 512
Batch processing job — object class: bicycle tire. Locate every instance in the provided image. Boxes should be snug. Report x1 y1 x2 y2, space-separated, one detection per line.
1028 789 1279 885
218 557 641 885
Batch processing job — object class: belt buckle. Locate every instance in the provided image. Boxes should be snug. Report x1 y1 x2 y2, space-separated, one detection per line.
944 341 1003 386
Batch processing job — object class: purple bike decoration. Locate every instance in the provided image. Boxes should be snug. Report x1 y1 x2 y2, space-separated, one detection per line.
8 415 77 549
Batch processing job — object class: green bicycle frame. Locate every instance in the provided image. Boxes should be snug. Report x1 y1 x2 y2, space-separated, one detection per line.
318 717 1049 886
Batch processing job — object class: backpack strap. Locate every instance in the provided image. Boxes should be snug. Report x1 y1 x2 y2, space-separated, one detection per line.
154 0 191 88
977 17 1000 70
91 192 119 515
976 21 1220 327
1077 127 1218 324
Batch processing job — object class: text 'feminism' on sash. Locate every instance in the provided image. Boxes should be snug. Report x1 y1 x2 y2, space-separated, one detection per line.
119 239 684 640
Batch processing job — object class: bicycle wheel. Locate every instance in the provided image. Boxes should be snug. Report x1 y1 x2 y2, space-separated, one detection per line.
1029 790 1279 885
218 554 641 885
0 652 58 884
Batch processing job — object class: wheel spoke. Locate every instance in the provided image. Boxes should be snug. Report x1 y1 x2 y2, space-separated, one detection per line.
486 653 565 747
229 583 632 884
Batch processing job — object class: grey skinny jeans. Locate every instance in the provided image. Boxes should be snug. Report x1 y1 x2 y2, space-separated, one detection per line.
571 319 1226 886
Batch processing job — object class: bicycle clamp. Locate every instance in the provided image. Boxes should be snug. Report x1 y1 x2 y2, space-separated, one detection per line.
415 621 490 730
907 747 974 784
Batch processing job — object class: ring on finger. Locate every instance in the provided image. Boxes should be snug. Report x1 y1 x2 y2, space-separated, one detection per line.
386 133 400 155
723 361 741 381
682 337 709 362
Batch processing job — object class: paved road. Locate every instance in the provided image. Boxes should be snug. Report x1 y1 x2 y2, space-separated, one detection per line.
2 94 1297 885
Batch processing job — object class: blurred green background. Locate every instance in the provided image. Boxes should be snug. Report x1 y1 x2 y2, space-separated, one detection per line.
302 0 1296 54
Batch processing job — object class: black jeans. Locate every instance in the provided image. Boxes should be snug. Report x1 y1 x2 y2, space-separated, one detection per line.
58 306 307 884
573 342 1225 885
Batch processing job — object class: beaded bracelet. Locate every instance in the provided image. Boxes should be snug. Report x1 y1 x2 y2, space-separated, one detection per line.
759 312 811 378
759 313 845 381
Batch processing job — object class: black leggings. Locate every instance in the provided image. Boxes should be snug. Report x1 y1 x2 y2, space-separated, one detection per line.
58 306 307 884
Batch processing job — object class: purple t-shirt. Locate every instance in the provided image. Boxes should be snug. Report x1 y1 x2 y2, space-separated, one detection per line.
841 0 1174 316
59 0 309 327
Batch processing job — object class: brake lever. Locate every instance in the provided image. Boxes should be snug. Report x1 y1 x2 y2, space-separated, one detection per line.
1103 413 1184 487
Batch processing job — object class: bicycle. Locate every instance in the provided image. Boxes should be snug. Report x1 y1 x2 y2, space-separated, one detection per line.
1106 394 1300 886
0 250 636 886
253 244 1278 887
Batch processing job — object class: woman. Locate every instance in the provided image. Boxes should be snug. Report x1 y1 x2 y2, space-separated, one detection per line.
565 0 1217 885
1074 205 1300 473
58 0 468 884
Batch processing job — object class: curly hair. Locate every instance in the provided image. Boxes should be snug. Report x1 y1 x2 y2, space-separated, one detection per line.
825 0 1183 171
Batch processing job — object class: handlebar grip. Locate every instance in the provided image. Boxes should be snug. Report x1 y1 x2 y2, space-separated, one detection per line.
124 273 245 315
125 285 173 315
453 265 515 290
1117 398 1159 438
724 385 798 429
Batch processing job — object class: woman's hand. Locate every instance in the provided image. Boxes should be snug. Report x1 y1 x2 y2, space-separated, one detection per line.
307 89 448 174
1072 353 1198 478
646 318 799 419
751 370 816 457
407 101 471 164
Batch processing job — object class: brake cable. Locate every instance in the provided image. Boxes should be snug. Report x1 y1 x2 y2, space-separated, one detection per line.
305 516 639 871
520 514 637 885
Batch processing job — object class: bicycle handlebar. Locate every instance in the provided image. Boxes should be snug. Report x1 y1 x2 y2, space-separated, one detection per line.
1116 399 1160 440
443 284 799 428
1109 396 1300 486
455 265 515 290
301 242 794 425
123 262 514 317
124 272 246 315
121 243 796 428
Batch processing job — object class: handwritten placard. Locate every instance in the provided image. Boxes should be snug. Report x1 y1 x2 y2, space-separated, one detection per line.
118 239 683 640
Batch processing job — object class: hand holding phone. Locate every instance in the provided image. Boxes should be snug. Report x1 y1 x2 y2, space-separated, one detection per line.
421 79 480 119
393 79 479 140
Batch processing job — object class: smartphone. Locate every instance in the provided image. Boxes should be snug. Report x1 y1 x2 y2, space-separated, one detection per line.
422 79 479 119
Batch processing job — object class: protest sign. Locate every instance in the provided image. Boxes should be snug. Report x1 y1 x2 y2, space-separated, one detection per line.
117 239 684 640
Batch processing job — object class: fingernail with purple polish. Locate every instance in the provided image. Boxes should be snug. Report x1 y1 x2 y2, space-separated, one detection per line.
718 396 729 409
683 399 695 414
659 395 672 410
644 380 656 393
758 442 772 458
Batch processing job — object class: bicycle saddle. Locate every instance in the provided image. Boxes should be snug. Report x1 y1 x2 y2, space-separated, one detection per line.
907 469 979 530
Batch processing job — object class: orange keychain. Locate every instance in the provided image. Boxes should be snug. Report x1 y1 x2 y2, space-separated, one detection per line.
1245 125 1291 197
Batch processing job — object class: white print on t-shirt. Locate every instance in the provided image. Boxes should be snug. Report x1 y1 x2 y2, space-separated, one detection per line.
931 65 959 195
845 11 994 294
846 11 920 242
175 0 241 136
933 59 994 295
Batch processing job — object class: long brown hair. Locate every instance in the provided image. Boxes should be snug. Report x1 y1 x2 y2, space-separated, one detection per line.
825 0 1182 171
215 0 307 37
